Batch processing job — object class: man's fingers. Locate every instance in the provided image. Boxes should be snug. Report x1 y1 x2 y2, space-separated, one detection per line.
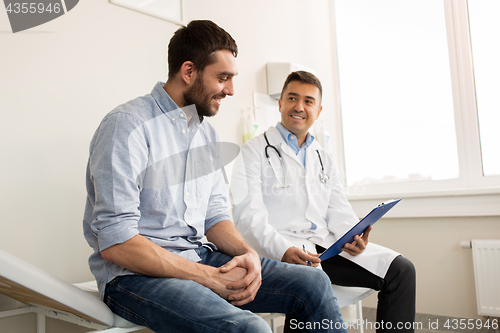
297 249 320 266
227 275 250 290
229 277 261 306
343 248 357 256
226 267 259 290
362 225 373 241
342 242 359 254
220 260 236 273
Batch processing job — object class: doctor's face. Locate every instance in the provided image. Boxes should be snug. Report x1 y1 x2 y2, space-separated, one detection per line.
279 81 323 142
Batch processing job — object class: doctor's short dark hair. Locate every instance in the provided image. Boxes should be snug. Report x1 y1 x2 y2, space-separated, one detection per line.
281 71 323 101
168 20 238 78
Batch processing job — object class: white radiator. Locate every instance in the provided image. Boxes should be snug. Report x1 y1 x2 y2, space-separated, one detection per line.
471 240 500 316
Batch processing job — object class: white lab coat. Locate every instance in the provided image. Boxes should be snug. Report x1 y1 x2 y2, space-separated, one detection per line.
231 126 399 284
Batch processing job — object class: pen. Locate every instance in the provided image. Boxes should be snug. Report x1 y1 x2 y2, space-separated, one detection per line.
302 245 311 266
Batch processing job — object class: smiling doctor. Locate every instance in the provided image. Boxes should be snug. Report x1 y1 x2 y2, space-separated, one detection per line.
231 71 416 333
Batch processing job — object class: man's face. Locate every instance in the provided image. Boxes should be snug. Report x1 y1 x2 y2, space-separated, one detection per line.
183 50 237 117
279 81 323 139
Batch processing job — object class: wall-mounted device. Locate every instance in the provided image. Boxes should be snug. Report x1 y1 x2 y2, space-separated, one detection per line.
266 62 316 100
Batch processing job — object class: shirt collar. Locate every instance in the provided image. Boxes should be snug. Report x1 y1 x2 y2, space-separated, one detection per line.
275 122 314 151
151 82 204 123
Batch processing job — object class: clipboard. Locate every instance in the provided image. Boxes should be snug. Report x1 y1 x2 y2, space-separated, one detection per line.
318 198 402 261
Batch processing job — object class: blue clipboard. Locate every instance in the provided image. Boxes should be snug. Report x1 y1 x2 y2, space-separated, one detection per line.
318 198 402 261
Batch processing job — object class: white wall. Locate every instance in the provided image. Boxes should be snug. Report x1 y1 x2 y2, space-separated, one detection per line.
361 215 500 319
0 1 335 331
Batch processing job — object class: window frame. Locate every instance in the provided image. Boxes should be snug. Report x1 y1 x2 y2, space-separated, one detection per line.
330 0 500 217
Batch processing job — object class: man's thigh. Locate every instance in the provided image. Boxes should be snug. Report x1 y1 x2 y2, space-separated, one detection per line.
105 274 270 333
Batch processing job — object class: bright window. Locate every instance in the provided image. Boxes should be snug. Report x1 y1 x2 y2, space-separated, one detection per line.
334 0 459 188
468 0 500 177
332 0 500 205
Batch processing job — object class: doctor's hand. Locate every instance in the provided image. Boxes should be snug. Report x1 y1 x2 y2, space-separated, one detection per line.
281 247 321 267
342 225 373 256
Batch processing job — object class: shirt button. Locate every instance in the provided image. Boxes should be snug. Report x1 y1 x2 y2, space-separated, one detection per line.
182 129 186 134
290 136 295 139
180 113 184 118
172 117 175 121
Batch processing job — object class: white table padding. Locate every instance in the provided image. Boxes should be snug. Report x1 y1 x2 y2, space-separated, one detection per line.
0 248 115 326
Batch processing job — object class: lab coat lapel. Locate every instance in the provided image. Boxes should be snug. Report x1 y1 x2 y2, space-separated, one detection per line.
266 126 303 168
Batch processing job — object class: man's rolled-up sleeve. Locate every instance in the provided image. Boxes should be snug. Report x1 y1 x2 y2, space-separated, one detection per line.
204 168 231 233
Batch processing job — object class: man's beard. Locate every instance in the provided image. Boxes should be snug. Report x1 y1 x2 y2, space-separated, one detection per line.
183 73 220 118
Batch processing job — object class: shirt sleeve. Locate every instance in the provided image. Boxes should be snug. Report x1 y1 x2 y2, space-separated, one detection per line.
88 111 148 251
204 167 231 232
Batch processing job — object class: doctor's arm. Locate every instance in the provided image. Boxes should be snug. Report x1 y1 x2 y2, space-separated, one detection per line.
325 159 371 257
230 142 295 262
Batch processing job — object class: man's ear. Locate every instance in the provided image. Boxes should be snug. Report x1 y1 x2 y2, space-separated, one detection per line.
278 98 282 113
316 106 323 119
179 61 195 85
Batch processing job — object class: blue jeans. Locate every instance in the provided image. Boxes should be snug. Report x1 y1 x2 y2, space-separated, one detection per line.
104 248 346 333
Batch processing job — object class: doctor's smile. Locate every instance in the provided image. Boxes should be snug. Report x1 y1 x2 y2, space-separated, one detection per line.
290 113 306 120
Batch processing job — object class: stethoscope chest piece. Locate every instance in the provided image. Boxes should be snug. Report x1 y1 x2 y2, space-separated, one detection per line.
316 150 328 187
319 170 329 185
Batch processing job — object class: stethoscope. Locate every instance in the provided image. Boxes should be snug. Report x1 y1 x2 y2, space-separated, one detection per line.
264 131 329 188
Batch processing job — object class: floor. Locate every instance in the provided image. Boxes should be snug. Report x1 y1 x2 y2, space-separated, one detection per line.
274 323 484 333
268 307 500 333
274 324 454 333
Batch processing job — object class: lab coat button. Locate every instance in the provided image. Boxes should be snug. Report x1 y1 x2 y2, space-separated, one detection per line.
182 129 186 134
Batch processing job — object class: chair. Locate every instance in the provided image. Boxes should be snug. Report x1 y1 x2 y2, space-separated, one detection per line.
263 284 372 333
332 284 372 333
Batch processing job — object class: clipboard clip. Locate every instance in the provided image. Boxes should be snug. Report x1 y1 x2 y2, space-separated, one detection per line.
378 199 397 207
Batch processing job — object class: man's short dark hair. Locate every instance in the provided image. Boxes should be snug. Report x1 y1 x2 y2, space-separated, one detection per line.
280 71 323 101
168 20 238 78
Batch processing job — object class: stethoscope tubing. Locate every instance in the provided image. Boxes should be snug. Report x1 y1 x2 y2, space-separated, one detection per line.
264 132 288 188
263 131 327 188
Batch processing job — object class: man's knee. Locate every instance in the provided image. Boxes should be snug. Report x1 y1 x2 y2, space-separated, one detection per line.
294 266 334 298
236 314 272 333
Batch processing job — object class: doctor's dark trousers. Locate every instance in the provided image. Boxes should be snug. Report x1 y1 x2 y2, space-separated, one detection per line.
284 250 416 333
